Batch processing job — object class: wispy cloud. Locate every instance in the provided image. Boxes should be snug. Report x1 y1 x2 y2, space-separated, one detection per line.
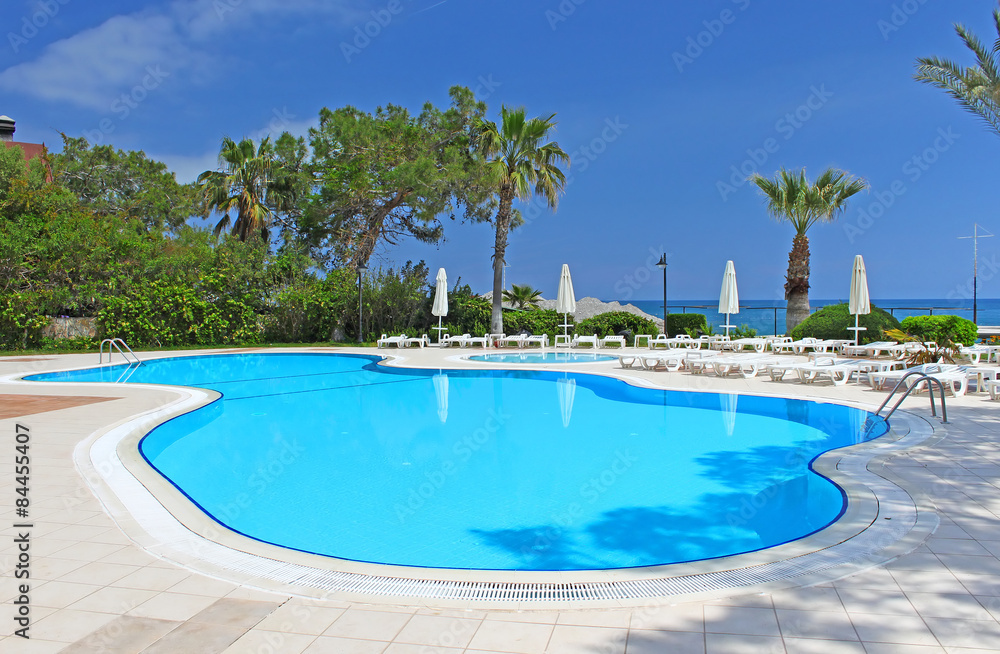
0 0 360 111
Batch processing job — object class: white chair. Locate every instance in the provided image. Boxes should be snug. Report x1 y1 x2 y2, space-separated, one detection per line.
403 334 429 348
599 335 626 349
498 334 527 348
523 334 549 348
377 334 406 348
572 334 599 348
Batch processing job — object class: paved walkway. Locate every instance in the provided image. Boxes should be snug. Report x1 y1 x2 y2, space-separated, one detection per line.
1 347 999 653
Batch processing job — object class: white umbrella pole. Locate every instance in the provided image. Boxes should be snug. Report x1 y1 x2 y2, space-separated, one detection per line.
854 314 859 347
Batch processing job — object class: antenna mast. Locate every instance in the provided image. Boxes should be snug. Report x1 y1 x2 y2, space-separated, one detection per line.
958 224 994 324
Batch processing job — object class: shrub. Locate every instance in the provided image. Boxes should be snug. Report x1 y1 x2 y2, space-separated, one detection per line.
264 281 339 343
0 293 49 350
441 290 491 337
667 313 707 337
899 315 977 346
790 303 900 343
503 309 564 340
575 311 660 345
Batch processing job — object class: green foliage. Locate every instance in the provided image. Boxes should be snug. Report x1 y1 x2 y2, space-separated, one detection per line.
502 309 563 340
303 86 493 269
502 283 542 309
97 275 261 347
50 134 200 231
729 324 758 338
790 303 901 343
900 314 977 346
575 311 660 345
442 289 491 336
667 313 707 337
0 293 49 349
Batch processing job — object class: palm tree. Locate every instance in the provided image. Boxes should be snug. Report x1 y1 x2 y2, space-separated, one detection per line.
750 168 868 333
476 107 569 333
198 136 289 243
502 283 543 310
915 8 1000 138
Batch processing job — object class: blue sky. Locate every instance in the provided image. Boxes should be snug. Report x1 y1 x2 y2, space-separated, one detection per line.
2 0 998 302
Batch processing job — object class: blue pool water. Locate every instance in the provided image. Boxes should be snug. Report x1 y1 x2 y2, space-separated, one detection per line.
468 352 617 364
28 353 885 571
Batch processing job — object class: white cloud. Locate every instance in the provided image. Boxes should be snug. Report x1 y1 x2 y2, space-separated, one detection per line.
0 0 361 110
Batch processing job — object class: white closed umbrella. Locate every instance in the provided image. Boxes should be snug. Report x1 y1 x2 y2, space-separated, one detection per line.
848 255 870 347
432 372 448 423
556 264 576 336
431 267 448 344
718 260 739 337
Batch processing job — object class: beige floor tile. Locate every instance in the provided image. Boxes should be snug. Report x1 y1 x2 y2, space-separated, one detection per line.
629 602 704 632
302 635 388 653
115 565 192 592
58 615 179 654
906 592 995 621
704 632 784 654
254 602 345 635
0 636 67 653
67 585 158 613
546 624 627 653
923 617 1000 649
484 610 560 624
783 637 865 653
141 621 246 654
771 586 848 612
466 619 554 654
189 597 282 629
323 608 412 641
382 644 463 654
222 628 317 654
556 608 631 628
30 608 117 643
776 608 859 641
128 591 221 621
166 574 240 597
58 561 140 586
837 589 919 617
625 629 705 654
703 605 780 637
849 613 939 645
393 613 480 648
30 580 100 609
860 644 945 654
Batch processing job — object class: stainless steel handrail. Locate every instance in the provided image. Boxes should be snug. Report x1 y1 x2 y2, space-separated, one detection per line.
875 370 948 423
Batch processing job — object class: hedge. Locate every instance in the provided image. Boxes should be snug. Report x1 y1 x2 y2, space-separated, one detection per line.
666 313 707 337
900 315 977 346
790 303 900 343
574 311 660 345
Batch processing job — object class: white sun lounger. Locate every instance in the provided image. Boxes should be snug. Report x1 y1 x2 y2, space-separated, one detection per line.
724 338 768 353
599 335 626 349
403 334 430 348
377 334 406 348
498 334 528 348
703 354 781 378
572 334 599 348
524 334 549 348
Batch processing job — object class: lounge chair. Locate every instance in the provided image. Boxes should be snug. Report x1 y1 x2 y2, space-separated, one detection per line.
724 338 767 353
498 334 527 348
790 357 860 386
572 334 599 349
403 334 430 348
868 362 950 390
705 354 781 378
523 334 549 348
377 334 406 348
598 335 626 349
959 344 994 364
843 341 897 358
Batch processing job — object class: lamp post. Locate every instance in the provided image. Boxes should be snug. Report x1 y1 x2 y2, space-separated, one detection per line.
356 263 368 343
656 254 668 335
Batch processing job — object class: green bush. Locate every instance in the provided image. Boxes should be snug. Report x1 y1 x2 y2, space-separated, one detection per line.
900 315 977 346
97 276 261 347
441 289 491 337
575 311 660 345
264 281 339 343
667 313 707 337
503 309 564 340
790 303 900 343
0 293 49 350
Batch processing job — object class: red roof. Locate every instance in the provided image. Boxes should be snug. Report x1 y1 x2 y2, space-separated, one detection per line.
4 140 46 161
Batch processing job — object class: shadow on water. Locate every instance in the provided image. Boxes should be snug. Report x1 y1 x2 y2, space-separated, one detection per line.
469 441 843 570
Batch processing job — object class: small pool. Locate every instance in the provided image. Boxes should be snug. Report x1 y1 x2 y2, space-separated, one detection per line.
28 353 886 571
468 352 617 364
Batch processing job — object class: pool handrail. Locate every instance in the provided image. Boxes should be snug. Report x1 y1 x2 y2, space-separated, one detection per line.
99 338 140 366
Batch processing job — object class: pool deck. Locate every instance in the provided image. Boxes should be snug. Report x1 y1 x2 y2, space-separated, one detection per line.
2 345 1000 653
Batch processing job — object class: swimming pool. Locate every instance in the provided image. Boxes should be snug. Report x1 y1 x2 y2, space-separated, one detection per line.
468 352 617 364
30 353 885 571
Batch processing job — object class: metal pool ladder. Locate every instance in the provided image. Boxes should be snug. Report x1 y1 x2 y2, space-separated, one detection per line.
874 371 948 424
99 338 140 365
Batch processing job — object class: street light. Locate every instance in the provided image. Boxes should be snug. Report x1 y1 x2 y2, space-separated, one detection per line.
656 253 668 335
356 263 368 343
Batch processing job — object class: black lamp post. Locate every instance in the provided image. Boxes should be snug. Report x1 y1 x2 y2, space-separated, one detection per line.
656 253 668 335
356 263 367 343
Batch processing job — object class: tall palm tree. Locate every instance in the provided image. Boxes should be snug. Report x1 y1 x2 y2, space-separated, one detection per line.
198 136 288 243
750 168 868 333
476 107 569 333
915 8 1000 138
502 283 543 310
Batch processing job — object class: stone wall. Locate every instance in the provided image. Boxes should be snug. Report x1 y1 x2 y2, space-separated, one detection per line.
42 317 97 339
